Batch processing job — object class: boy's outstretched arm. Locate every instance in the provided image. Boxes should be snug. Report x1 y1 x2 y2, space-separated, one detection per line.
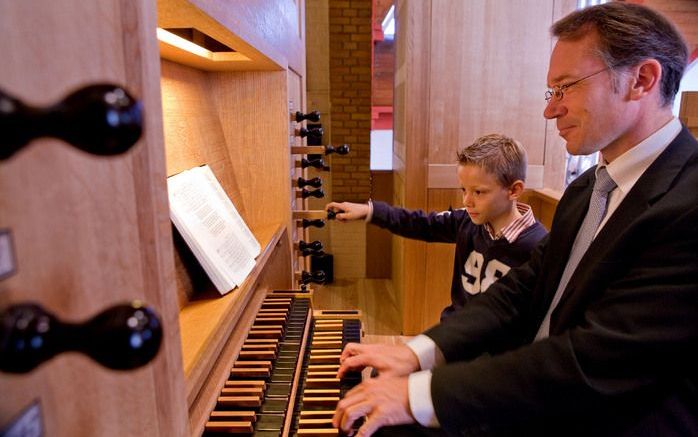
326 201 370 222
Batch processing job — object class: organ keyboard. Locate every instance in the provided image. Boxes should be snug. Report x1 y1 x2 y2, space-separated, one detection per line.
203 292 361 436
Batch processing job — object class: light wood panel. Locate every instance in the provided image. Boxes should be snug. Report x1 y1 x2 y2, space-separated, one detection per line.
427 0 551 167
313 279 401 335
393 0 575 334
544 0 579 191
520 188 561 231
156 0 303 431
394 0 431 335
0 1 188 435
680 91 698 138
161 62 292 304
366 171 393 278
422 189 463 329
157 0 306 72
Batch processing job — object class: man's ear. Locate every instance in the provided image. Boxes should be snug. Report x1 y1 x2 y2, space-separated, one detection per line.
509 180 525 199
629 59 662 101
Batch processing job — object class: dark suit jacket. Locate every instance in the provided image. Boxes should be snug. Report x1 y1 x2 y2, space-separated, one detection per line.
423 127 698 436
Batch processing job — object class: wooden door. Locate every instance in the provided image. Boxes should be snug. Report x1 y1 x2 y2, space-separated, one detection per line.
0 1 187 435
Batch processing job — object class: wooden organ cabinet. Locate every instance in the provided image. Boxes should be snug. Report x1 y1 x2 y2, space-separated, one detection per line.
0 0 357 436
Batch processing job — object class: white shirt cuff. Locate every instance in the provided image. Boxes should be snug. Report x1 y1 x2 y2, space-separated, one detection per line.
406 334 445 371
365 200 373 223
408 370 440 427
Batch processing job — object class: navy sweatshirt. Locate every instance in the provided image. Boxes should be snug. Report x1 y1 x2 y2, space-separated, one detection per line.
370 201 548 320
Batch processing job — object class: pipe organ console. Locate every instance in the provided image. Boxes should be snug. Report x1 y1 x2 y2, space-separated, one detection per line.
202 292 362 436
1 2 364 436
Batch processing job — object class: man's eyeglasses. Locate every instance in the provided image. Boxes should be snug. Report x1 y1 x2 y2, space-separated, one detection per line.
545 67 611 102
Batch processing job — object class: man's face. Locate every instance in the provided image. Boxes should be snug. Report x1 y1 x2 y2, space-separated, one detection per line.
544 32 633 158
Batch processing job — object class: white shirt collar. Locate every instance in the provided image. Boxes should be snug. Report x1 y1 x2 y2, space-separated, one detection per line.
603 118 682 196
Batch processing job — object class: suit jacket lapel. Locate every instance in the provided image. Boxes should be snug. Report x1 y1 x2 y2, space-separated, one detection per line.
550 127 698 329
532 173 591 318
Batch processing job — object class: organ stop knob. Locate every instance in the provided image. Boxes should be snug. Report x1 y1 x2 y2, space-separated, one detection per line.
0 301 162 373
0 84 143 160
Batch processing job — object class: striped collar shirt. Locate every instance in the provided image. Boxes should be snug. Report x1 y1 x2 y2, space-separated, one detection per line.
485 202 536 243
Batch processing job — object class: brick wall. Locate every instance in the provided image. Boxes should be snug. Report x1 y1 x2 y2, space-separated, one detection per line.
329 0 373 202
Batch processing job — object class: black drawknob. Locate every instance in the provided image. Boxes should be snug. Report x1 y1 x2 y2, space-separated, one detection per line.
295 110 320 123
325 144 350 155
300 270 327 285
0 301 162 373
299 188 325 199
301 249 325 257
301 158 328 170
302 219 325 228
297 177 323 189
298 240 323 252
327 210 337 220
0 84 143 160
298 127 324 139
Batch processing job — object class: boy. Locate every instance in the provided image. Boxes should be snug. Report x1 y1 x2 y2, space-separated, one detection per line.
326 133 547 319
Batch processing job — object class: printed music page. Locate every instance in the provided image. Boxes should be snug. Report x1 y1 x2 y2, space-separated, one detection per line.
167 165 260 295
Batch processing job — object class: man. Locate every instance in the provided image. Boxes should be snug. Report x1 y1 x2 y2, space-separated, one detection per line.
333 3 698 436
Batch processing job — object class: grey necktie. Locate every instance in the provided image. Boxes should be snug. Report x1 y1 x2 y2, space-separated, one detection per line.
534 166 617 340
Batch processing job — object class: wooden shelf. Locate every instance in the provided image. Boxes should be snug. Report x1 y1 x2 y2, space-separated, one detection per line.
178 223 286 405
157 0 293 71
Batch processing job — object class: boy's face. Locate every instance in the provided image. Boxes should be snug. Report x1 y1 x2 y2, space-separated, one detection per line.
457 163 517 230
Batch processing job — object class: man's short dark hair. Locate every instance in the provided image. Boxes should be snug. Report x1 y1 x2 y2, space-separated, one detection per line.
552 3 688 107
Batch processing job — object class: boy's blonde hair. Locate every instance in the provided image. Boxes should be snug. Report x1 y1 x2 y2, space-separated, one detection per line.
457 134 527 187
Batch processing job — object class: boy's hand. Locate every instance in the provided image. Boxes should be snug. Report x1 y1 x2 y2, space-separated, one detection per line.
326 202 370 222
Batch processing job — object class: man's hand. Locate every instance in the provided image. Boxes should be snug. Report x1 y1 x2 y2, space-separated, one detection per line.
338 342 420 379
332 375 415 436
325 201 370 222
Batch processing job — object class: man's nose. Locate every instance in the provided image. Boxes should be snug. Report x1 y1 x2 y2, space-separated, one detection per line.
544 97 564 119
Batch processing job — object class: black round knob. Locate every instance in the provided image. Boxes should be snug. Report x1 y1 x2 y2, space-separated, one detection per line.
301 158 327 170
295 110 320 123
297 177 323 189
300 270 327 285
325 144 350 155
300 188 325 199
0 301 162 373
301 249 325 257
298 127 324 139
298 240 323 252
327 210 337 220
301 219 325 228
1 84 143 160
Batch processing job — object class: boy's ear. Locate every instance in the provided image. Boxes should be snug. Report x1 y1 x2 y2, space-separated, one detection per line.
509 180 525 199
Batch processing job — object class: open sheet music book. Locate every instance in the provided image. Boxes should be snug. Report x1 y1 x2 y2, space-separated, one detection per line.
167 165 261 295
